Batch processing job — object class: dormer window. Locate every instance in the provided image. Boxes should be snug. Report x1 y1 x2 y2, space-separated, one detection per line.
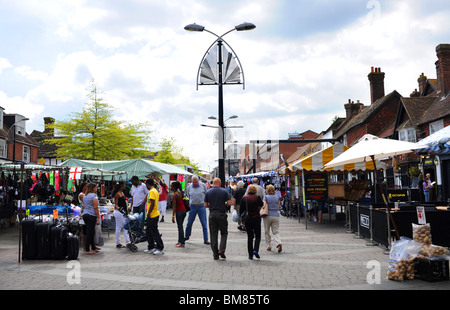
399 128 416 143
429 119 444 135
0 107 4 130
15 120 26 136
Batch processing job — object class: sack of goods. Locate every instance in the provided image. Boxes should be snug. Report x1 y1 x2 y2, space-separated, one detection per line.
388 224 450 282
387 237 422 281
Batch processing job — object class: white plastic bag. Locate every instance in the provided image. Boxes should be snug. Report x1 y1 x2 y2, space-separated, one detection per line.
387 237 422 281
232 210 239 223
94 223 104 246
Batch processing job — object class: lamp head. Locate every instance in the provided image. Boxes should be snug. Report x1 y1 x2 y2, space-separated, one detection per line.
235 22 256 31
184 23 205 32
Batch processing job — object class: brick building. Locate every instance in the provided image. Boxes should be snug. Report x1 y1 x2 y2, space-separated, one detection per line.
333 67 402 147
395 44 450 200
0 108 39 165
238 130 319 175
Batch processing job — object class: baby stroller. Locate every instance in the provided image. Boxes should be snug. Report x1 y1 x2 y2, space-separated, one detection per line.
123 212 146 252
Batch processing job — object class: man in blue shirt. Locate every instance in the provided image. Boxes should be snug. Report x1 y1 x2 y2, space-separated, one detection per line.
185 176 209 244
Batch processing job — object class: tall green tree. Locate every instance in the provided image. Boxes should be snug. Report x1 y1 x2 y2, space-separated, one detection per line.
47 80 151 160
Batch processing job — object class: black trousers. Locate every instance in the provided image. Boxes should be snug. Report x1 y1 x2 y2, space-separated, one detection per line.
209 212 228 257
245 216 261 257
146 216 164 250
82 214 97 252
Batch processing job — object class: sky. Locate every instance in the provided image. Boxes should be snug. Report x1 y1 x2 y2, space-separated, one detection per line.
1 0 449 173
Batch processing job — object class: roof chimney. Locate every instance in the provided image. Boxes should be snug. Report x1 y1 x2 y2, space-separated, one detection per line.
417 73 427 95
344 99 364 118
436 44 450 96
43 117 55 137
368 67 385 104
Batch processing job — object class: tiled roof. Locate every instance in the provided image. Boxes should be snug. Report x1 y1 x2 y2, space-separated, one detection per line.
334 90 401 138
400 96 437 127
419 94 450 124
0 125 39 147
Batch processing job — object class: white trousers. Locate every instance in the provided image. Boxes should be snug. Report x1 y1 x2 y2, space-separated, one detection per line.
114 209 130 245
159 200 167 216
263 216 281 247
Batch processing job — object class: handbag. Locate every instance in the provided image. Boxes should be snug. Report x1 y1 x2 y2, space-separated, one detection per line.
241 197 248 223
260 203 268 217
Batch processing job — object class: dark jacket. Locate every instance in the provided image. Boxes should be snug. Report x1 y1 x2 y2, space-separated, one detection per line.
241 194 263 218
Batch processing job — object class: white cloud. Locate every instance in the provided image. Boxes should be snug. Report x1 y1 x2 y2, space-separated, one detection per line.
14 66 48 81
0 58 12 74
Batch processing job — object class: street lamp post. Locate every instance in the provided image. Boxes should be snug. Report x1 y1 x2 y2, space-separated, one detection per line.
185 22 255 186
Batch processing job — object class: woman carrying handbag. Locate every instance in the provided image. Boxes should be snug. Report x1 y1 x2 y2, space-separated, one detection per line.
262 185 282 253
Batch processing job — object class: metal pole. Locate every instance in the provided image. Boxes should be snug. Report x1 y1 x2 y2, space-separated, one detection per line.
346 201 352 233
366 204 378 246
302 170 307 229
217 39 225 187
18 164 24 263
354 203 364 239
371 155 400 240
13 125 16 179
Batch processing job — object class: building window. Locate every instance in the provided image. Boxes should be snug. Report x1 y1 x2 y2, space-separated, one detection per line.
429 119 444 135
23 145 30 163
399 128 416 143
0 140 5 158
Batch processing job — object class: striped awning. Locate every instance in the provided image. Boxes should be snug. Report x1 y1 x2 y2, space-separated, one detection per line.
280 143 377 174
416 125 450 154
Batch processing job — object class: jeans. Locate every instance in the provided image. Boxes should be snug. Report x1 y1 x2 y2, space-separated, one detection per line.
146 216 164 251
133 201 145 215
245 216 261 257
209 212 228 257
82 213 97 252
185 205 208 241
424 191 430 202
175 209 186 245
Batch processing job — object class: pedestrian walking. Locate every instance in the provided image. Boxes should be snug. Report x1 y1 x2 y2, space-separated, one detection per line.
245 177 265 200
82 183 101 255
185 176 209 244
204 178 231 260
232 180 246 232
241 185 263 260
171 181 187 248
263 185 282 253
144 178 164 255
112 181 131 249
130 176 149 215
158 179 168 222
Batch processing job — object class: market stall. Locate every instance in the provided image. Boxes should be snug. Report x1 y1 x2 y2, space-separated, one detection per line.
16 158 195 262
59 158 194 179
279 143 384 226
